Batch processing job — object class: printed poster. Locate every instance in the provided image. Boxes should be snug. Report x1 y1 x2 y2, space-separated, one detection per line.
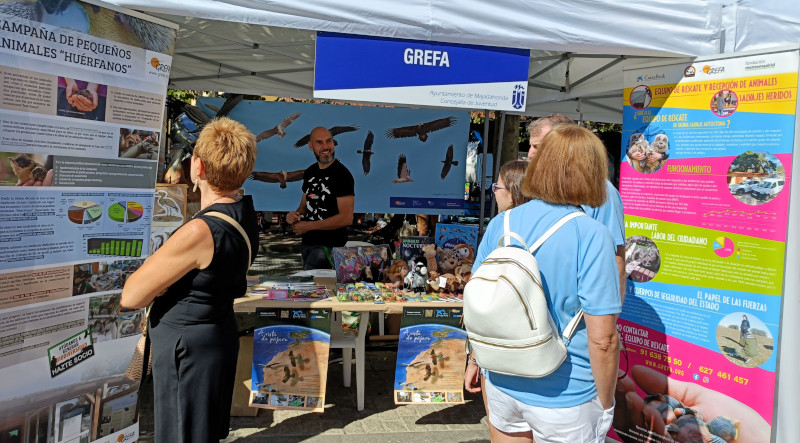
612 49 797 443
434 223 478 274
194 97 470 214
394 307 467 404
0 1 176 441
250 307 332 412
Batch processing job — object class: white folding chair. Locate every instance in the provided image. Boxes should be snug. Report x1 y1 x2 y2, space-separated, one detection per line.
329 311 368 411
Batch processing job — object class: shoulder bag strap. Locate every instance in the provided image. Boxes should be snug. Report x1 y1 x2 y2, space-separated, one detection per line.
205 211 252 263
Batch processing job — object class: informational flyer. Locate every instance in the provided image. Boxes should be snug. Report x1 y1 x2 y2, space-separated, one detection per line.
195 97 470 214
394 307 467 404
0 1 175 441
612 49 797 443
250 307 332 412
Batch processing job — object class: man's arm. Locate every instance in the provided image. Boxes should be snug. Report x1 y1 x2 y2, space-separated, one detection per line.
616 245 626 304
286 194 307 224
293 195 354 235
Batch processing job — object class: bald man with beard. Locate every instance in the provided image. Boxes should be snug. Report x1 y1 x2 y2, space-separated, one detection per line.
287 127 355 270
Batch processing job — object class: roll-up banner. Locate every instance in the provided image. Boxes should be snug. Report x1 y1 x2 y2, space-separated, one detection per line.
612 47 798 443
0 1 176 441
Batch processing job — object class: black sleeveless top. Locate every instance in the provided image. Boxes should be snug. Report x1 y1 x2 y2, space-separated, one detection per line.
150 195 259 327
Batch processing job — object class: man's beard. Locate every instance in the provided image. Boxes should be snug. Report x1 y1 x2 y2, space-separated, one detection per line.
315 151 334 164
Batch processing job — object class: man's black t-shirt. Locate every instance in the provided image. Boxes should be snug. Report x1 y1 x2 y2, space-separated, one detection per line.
301 159 355 246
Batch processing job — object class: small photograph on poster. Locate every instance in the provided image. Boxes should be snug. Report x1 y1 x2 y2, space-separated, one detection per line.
625 127 669 174
117 309 144 338
75 259 143 294
150 226 177 254
435 224 478 274
56 78 107 121
88 293 120 343
614 365 770 443
727 151 786 205
153 184 188 224
625 236 661 283
629 85 652 109
118 129 160 160
716 312 774 368
710 89 739 117
73 263 98 296
0 152 53 186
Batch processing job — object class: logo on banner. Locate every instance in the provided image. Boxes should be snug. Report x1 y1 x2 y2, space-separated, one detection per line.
511 84 526 110
684 66 696 77
702 64 724 75
637 74 665 82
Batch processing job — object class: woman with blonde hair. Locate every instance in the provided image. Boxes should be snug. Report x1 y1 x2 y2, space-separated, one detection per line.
122 117 259 442
465 125 621 443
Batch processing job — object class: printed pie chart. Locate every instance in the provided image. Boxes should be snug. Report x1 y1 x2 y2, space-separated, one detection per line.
108 201 144 223
68 201 103 225
712 236 735 258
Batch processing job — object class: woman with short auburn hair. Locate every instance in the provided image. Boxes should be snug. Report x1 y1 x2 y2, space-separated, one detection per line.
122 117 259 442
522 124 608 208
466 124 621 443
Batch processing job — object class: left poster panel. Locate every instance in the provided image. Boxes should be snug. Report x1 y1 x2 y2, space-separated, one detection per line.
0 1 176 442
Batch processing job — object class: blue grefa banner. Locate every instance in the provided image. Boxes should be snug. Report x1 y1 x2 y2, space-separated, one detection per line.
197 98 470 214
314 32 530 111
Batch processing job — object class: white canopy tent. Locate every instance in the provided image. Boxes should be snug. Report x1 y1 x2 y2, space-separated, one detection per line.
108 0 727 123
100 1 800 442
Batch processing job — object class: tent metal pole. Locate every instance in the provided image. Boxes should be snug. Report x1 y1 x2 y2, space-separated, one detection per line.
478 110 490 237
527 80 563 91
581 99 623 115
529 53 570 79
571 56 625 88
490 113 506 220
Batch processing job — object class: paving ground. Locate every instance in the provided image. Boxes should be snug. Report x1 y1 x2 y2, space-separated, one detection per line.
137 227 491 442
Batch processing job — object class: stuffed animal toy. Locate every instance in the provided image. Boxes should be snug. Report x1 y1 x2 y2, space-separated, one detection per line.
453 244 474 265
454 262 473 288
410 257 428 294
439 273 459 293
422 243 438 273
437 247 458 273
385 259 409 286
426 270 440 293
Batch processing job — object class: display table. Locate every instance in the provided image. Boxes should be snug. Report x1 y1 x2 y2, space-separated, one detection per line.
233 295 461 314
231 277 463 414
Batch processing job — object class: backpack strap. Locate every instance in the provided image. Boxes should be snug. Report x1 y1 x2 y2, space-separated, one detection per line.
562 308 584 345
528 211 587 254
498 209 530 249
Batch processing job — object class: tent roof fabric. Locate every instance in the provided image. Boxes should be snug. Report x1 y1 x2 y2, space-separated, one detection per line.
106 0 797 122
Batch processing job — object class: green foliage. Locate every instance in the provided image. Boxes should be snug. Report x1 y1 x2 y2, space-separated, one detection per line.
751 328 767 337
167 89 197 103
730 151 779 174
728 324 739 330
584 121 622 133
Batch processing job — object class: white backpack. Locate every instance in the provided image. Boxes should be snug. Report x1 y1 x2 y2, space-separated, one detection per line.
463 209 586 378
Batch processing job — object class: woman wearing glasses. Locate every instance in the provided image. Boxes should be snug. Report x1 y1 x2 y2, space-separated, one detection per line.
492 160 531 213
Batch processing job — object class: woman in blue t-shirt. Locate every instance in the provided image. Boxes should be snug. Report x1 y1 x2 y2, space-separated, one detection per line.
465 125 621 443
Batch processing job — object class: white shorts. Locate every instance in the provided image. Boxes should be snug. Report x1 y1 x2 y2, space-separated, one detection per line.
484 374 614 443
